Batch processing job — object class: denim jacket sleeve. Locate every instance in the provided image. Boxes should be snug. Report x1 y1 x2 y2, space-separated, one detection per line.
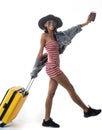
55 25 82 54
31 53 48 79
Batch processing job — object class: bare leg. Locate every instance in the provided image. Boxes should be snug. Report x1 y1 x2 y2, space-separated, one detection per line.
52 72 88 112
44 78 58 121
43 73 101 126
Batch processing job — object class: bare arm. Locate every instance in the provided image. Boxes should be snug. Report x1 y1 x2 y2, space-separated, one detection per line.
36 33 46 61
30 33 46 78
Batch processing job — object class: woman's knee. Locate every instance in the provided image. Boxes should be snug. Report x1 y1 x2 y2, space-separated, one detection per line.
48 91 55 99
53 73 75 92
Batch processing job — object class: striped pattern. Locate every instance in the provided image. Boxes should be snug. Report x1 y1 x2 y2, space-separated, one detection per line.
45 40 62 78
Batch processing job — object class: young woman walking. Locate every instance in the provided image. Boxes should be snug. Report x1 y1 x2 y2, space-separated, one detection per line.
33 13 101 128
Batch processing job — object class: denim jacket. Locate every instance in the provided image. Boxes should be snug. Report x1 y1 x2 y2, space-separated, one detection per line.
31 25 82 78
56 24 82 54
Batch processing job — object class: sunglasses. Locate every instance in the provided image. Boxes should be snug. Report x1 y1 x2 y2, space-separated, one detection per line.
47 20 56 26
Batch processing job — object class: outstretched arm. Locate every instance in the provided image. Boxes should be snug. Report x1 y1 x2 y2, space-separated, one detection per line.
57 12 96 54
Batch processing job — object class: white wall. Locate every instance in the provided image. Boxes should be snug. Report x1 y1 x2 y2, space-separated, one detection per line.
0 0 102 129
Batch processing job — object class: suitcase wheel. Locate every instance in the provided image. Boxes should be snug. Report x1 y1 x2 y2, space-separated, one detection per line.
0 123 6 127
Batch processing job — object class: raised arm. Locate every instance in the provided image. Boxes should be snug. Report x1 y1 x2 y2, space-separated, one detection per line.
57 12 96 54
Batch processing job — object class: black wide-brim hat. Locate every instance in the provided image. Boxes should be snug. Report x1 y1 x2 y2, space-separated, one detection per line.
38 14 63 30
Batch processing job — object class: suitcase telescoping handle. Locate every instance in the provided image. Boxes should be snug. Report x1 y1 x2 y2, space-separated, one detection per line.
25 78 34 92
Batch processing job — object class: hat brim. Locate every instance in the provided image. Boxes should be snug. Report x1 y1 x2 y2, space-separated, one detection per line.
38 14 63 30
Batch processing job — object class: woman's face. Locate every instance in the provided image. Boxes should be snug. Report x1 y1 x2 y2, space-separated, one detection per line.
44 20 56 31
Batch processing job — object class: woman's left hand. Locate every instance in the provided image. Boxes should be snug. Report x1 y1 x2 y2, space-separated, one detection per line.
86 12 96 24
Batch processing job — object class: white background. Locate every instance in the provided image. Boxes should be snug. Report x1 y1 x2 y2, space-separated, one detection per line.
0 0 102 129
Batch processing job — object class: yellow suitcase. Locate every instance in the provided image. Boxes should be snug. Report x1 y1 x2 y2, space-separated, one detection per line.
0 79 34 127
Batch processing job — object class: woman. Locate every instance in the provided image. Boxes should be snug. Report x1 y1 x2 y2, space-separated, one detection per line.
35 13 101 128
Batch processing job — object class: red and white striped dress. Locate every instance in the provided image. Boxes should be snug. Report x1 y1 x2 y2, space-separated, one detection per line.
45 40 63 78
